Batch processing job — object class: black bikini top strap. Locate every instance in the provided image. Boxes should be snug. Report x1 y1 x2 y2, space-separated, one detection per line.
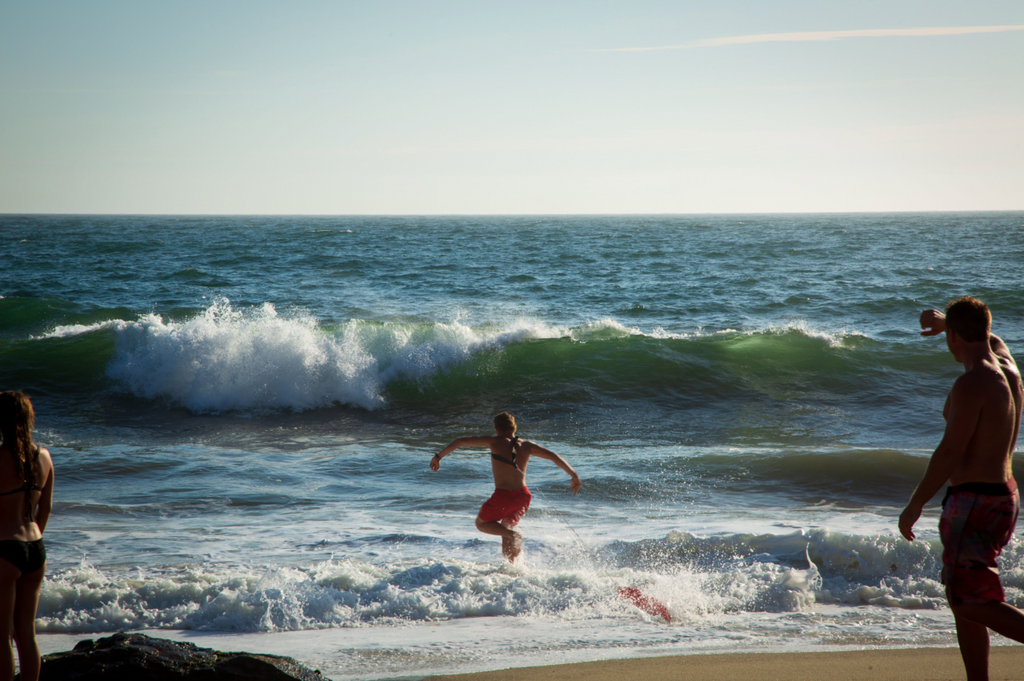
0 484 30 497
490 437 521 470
0 446 43 496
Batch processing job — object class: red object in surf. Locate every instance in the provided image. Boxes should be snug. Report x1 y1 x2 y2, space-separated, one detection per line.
619 586 672 623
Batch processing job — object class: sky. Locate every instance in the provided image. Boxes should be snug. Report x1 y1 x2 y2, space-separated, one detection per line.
1 1 1022 214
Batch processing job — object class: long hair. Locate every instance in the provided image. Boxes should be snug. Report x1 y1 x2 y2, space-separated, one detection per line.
0 391 39 521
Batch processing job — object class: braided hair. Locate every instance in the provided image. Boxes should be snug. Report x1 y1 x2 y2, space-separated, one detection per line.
0 391 39 522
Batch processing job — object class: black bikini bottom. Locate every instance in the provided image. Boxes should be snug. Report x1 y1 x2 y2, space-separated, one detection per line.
0 538 46 574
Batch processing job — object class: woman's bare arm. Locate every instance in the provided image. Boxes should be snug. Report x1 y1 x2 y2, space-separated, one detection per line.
522 442 582 495
35 448 54 533
430 436 494 470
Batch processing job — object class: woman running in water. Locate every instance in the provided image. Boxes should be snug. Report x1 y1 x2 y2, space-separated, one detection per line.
430 412 581 561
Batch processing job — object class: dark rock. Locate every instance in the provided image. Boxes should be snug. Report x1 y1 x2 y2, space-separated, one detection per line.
27 632 325 681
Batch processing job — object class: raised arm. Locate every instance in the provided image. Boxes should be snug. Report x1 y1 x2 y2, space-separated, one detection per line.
991 333 1022 459
430 436 493 471
920 309 946 336
989 333 1018 370
899 376 983 540
521 442 582 495
920 308 1016 367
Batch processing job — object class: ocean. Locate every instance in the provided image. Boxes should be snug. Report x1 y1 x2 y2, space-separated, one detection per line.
1 213 1022 679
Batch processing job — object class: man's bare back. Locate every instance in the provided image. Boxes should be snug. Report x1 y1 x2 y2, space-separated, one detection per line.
945 348 1020 485
920 308 1021 488
901 299 1024 681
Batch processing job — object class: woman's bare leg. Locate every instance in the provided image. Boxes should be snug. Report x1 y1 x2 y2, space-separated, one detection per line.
12 563 43 681
475 517 521 561
0 560 20 681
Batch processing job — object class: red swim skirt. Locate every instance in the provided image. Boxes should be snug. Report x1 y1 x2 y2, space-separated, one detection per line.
478 486 531 527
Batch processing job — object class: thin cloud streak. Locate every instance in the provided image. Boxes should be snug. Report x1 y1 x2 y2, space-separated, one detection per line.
605 25 1024 52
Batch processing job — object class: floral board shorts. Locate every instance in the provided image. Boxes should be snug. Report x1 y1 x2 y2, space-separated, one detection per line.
939 479 1019 606
478 486 531 527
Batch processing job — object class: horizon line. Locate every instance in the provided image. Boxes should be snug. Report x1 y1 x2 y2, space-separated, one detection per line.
3 209 1023 218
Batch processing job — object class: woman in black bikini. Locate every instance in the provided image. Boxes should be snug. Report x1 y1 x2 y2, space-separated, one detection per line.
0 392 54 681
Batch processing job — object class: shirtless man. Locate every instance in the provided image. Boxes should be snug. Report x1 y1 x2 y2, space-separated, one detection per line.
430 412 582 561
899 297 1023 681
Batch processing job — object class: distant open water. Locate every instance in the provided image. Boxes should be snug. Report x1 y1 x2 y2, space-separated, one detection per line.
1 213 1023 679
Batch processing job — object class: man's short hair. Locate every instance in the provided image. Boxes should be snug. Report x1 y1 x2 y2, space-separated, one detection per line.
493 412 516 434
945 296 991 343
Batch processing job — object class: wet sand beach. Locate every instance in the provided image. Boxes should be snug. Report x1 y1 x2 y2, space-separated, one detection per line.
429 646 1024 681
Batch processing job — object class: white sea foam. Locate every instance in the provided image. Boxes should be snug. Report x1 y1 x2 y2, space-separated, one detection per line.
366 317 565 384
37 527 978 635
35 320 122 339
763 319 867 348
105 301 384 412
103 300 568 413
568 318 642 341
648 320 866 346
649 326 739 340
37 557 813 634
49 302 875 413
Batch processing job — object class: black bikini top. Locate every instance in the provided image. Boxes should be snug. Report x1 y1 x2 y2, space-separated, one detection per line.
0 446 42 497
0 482 42 497
491 437 522 471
